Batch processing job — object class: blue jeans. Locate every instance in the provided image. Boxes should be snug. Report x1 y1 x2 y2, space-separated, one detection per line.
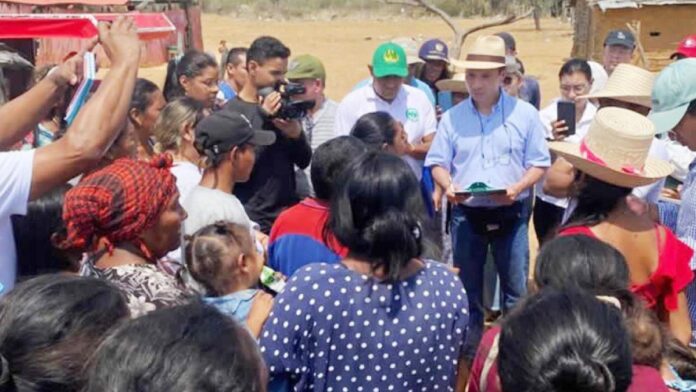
451 200 531 359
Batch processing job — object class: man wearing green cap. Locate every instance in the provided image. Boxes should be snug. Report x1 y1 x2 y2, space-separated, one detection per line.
334 42 437 179
286 54 338 197
651 58 696 347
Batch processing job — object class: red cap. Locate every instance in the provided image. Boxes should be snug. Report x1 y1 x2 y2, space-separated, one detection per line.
672 35 696 59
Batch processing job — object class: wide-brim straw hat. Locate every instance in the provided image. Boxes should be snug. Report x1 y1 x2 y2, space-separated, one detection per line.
580 63 654 108
549 107 673 188
435 73 468 93
451 35 506 70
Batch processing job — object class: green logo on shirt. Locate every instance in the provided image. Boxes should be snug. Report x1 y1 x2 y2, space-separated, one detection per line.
406 108 419 122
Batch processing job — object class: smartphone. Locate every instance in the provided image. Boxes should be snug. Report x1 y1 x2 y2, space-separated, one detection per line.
557 101 576 136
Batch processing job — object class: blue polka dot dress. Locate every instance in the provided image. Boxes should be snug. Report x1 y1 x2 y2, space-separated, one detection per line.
260 260 469 391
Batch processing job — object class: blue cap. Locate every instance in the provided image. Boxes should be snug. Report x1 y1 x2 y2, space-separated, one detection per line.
649 58 696 133
418 39 449 63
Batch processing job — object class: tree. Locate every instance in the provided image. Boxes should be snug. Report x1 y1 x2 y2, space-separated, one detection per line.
383 0 535 58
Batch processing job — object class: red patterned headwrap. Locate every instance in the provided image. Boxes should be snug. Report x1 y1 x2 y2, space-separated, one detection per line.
57 154 178 260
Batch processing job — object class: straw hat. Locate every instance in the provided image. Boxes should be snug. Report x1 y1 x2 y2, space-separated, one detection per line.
549 107 673 188
451 35 506 70
435 73 468 93
580 63 654 108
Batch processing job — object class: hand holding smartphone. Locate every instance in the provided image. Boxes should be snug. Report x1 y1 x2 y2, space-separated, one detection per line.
556 101 576 138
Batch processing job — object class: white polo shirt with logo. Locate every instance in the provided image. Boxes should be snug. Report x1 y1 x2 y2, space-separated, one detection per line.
334 83 437 179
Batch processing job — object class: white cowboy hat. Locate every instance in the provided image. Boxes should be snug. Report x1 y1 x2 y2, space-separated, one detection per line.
435 73 468 93
451 35 506 70
549 107 673 188
580 63 654 109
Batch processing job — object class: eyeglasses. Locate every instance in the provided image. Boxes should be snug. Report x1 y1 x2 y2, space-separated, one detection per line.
503 76 513 85
560 84 589 94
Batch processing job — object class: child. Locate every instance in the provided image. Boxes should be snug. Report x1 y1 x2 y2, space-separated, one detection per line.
185 221 273 338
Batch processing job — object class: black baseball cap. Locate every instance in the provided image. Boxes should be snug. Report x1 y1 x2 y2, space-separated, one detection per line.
195 109 276 157
604 30 635 48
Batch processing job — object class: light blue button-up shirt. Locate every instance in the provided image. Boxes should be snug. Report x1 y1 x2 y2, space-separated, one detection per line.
662 160 696 269
424 91 550 207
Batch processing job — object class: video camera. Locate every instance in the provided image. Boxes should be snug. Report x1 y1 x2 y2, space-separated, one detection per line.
259 81 315 120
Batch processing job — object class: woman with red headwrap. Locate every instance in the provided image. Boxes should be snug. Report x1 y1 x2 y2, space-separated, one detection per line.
56 154 190 317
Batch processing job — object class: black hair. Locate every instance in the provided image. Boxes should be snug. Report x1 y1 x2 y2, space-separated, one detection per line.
225 47 248 66
564 174 632 228
535 235 629 295
558 58 593 82
130 78 160 114
163 50 218 102
311 136 367 200
246 36 290 66
0 275 128 392
499 289 633 392
349 112 398 151
11 184 76 277
83 302 264 392
326 151 425 281
666 337 696 379
687 99 696 116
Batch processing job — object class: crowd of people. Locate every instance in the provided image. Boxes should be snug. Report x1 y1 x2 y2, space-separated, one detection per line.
1 14 696 391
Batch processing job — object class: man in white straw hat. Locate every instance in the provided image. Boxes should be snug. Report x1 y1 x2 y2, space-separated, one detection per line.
425 35 550 358
649 58 696 347
552 107 694 346
434 72 469 107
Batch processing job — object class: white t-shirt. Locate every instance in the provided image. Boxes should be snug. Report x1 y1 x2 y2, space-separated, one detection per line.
182 185 255 236
0 150 35 292
334 83 437 178
536 99 597 208
170 161 202 203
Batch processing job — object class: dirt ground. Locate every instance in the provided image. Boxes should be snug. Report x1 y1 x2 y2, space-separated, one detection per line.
138 14 575 107
137 14 575 261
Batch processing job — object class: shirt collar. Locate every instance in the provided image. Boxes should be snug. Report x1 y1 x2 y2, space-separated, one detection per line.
467 89 507 116
366 82 406 105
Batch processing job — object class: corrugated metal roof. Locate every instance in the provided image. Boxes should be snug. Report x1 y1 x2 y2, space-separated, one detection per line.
593 0 696 10
1 0 127 5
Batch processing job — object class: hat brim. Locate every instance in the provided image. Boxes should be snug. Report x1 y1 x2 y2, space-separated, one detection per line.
579 93 652 109
435 79 468 93
549 141 673 188
451 59 505 70
604 39 635 49
406 55 424 65
373 66 409 78
421 55 450 63
249 130 277 146
648 103 689 133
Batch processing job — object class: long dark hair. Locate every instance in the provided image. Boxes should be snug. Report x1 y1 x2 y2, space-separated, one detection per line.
564 174 632 228
11 184 76 277
83 303 264 392
349 111 397 151
310 136 367 200
0 275 128 392
535 235 629 296
326 151 426 281
499 289 633 392
163 50 218 102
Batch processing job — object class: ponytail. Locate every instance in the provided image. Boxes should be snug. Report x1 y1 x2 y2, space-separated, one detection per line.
163 51 218 102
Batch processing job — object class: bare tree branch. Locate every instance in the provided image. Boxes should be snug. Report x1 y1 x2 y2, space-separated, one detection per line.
381 0 534 58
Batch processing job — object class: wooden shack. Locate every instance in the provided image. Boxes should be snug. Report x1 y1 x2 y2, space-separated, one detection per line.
571 0 696 71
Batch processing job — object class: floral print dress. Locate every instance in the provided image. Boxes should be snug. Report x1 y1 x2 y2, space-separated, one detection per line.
80 260 190 317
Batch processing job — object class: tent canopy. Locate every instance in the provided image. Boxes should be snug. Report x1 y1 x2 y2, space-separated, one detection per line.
0 0 127 4
0 13 175 40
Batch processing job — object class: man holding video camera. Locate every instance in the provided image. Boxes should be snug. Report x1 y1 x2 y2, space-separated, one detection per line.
224 36 312 234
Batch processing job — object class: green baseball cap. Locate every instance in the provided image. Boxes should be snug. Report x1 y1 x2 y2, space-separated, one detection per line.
649 58 696 133
371 42 408 78
286 54 326 82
